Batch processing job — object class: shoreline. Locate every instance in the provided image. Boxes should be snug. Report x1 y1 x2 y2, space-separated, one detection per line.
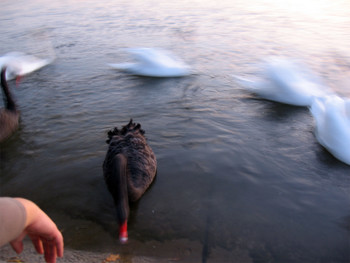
0 242 110 263
0 238 252 262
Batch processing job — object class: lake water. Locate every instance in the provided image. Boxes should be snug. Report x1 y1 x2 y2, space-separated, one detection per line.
1 0 350 262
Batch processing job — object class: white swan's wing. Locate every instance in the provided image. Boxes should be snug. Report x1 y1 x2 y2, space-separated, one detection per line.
15 56 54 76
234 72 310 105
266 58 330 98
127 48 165 66
236 57 333 106
127 48 184 67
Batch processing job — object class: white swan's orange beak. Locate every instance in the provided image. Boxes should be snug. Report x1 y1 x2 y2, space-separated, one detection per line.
119 221 128 244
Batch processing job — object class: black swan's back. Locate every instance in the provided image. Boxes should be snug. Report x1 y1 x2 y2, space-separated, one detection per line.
103 119 157 201
0 67 19 142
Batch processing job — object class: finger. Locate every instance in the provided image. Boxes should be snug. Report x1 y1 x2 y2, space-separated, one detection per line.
10 239 24 254
29 235 44 254
55 232 64 257
43 239 57 263
9 232 26 254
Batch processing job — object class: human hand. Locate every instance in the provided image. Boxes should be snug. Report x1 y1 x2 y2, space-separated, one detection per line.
10 198 64 263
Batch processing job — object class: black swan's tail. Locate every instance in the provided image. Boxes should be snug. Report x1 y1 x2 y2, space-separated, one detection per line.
106 119 145 144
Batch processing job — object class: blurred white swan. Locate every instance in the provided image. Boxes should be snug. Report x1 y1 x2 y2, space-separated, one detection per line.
234 58 332 106
0 52 54 80
108 48 191 77
310 95 350 165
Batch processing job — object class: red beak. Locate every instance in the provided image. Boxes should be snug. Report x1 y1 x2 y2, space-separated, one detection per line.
119 221 128 244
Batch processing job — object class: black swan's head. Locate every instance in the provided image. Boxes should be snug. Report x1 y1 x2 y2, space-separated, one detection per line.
106 119 145 144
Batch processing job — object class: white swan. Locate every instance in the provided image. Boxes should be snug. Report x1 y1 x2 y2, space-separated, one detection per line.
310 95 350 165
0 52 54 80
234 58 332 106
108 48 191 77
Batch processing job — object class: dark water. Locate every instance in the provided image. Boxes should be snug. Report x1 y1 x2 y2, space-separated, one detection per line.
1 0 350 262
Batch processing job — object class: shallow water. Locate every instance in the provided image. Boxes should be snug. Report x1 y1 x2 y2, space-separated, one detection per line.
1 0 350 262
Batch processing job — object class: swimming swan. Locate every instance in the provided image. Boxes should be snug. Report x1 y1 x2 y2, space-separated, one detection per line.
310 95 350 165
235 58 332 106
108 48 191 77
0 52 54 80
103 119 157 243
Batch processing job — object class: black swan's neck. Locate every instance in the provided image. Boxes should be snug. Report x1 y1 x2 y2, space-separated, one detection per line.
108 153 129 242
1 67 17 112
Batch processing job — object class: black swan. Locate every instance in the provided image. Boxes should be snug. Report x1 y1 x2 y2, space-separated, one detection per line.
103 119 157 243
0 67 19 142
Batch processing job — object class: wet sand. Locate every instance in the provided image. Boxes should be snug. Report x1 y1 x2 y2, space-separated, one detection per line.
0 238 252 263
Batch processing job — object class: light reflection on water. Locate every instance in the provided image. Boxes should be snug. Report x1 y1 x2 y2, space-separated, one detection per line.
1 0 350 261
